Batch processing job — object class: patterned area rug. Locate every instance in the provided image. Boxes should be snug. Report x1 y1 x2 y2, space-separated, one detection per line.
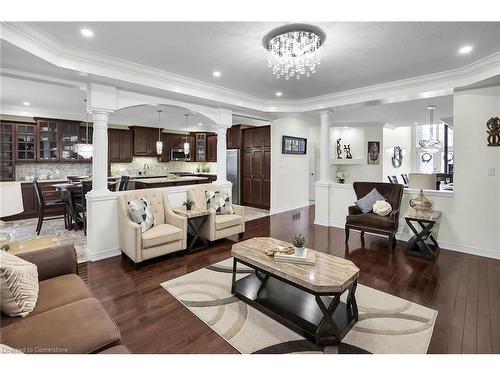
161 258 437 354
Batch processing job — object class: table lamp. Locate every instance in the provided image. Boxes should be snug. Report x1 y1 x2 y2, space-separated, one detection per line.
0 182 24 250
408 173 434 211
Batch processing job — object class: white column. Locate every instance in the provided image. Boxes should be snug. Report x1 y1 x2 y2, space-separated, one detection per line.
315 111 332 226
89 109 111 194
319 111 331 182
215 125 230 183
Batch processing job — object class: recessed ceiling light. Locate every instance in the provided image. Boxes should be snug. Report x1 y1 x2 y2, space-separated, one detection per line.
275 92 283 97
414 122 419 125
23 102 30 106
198 123 203 126
80 28 94 38
458 45 473 54
212 71 221 78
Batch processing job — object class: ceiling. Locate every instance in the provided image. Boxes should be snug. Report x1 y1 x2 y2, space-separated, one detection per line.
6 21 500 101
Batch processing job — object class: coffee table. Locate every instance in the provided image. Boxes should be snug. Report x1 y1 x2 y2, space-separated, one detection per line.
231 237 360 345
173 207 210 252
8 235 58 255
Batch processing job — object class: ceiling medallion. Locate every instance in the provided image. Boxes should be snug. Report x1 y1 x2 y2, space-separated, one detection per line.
263 24 326 80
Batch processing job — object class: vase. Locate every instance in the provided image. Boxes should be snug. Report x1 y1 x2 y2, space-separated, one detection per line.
409 189 433 211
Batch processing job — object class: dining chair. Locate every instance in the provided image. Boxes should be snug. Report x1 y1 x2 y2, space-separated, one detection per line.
118 176 130 191
401 173 409 185
33 180 68 235
74 180 93 236
387 175 399 184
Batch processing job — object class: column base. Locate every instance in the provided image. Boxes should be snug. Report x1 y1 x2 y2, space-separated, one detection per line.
314 181 333 227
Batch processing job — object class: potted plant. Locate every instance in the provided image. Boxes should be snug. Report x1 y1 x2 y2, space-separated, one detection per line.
290 234 306 256
183 198 194 211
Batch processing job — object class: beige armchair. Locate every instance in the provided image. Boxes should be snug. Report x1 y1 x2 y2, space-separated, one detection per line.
117 190 187 263
187 185 245 242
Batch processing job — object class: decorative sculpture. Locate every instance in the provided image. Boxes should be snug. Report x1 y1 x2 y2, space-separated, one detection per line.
336 138 342 159
343 144 352 159
486 117 500 146
391 146 403 168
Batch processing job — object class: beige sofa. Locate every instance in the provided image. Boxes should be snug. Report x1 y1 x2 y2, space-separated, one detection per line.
118 190 187 263
187 185 245 241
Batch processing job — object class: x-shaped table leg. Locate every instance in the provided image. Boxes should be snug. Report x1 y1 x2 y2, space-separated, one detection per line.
315 294 341 343
187 215 208 251
406 219 438 258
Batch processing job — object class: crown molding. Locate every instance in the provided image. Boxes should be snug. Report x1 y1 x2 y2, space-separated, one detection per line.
2 22 500 114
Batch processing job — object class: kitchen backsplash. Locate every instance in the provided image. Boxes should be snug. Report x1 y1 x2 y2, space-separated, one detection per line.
110 157 217 176
16 163 92 181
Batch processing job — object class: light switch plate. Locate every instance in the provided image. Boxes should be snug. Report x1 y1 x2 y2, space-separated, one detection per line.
487 167 495 176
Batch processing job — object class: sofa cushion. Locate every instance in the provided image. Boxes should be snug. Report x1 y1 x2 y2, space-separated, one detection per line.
128 198 155 233
141 223 183 249
1 274 93 328
355 188 386 213
1 297 121 354
346 212 396 230
98 345 131 354
0 250 39 318
215 214 243 231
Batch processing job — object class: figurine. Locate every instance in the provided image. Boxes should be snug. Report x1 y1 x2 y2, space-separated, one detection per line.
336 138 342 159
344 144 352 159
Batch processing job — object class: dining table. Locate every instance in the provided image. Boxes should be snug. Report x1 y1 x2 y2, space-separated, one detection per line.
51 181 118 230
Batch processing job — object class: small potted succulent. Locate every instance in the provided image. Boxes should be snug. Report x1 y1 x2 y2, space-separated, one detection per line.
290 234 306 256
183 198 194 211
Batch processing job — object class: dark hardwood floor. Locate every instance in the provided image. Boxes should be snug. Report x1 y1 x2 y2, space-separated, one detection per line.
78 205 500 354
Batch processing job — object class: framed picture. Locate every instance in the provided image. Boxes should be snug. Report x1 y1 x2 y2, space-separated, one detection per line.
282 136 307 155
367 141 380 165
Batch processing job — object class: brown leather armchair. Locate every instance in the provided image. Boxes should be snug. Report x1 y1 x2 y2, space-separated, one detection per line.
345 182 404 251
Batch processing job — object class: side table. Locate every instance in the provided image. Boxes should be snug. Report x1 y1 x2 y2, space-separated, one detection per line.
173 207 210 253
405 209 441 260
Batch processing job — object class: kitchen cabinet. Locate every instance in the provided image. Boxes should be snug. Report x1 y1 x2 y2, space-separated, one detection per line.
241 125 271 209
109 129 133 162
195 133 207 161
227 125 242 148
160 132 171 162
37 119 59 161
207 134 217 162
15 123 37 162
0 122 15 181
59 122 80 161
132 126 161 156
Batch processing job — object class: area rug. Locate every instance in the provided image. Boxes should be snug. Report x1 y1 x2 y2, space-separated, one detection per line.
161 258 437 354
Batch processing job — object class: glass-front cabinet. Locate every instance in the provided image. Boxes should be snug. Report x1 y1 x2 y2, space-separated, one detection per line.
38 119 59 160
0 122 15 181
60 122 80 160
16 124 36 161
196 133 206 161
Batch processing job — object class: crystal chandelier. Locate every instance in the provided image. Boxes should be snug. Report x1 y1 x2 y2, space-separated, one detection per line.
418 105 442 154
263 24 326 80
156 110 163 155
74 99 94 159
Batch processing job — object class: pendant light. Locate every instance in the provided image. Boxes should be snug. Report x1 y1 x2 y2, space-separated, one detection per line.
74 99 93 159
418 105 442 154
156 110 163 155
183 114 190 155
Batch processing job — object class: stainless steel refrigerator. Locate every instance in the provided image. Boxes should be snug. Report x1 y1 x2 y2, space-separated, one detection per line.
226 149 240 204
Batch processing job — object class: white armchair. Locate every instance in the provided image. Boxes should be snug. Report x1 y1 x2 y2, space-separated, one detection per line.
118 190 187 263
187 185 245 242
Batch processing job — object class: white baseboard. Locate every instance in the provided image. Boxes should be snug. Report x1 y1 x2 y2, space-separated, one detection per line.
269 202 312 215
85 247 122 262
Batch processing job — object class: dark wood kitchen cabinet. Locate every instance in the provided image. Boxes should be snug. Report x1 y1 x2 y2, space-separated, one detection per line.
207 133 217 162
160 132 171 162
37 119 59 161
241 126 271 209
227 125 242 149
0 122 15 181
109 129 133 162
15 123 37 162
132 126 160 156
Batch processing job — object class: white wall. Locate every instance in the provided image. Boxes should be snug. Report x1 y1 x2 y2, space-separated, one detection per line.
270 117 318 214
382 126 413 181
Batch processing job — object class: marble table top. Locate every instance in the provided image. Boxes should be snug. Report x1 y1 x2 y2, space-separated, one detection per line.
173 207 210 218
405 209 441 222
231 237 359 293
134 176 208 184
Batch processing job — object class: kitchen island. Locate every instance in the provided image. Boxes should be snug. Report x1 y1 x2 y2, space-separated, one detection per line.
134 176 209 189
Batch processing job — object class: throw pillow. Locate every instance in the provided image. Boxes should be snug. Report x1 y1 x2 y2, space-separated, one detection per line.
373 200 392 216
128 198 155 233
355 188 386 213
0 250 39 317
206 190 234 215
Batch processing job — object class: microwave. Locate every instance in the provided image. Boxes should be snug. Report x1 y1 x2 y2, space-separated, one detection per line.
170 148 191 161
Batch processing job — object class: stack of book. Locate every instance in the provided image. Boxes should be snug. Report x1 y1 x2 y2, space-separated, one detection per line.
274 248 316 265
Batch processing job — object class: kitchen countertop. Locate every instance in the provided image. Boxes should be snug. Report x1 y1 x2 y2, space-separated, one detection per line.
134 176 209 184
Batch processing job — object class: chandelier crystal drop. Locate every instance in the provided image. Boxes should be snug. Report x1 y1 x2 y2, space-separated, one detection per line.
264 25 325 80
